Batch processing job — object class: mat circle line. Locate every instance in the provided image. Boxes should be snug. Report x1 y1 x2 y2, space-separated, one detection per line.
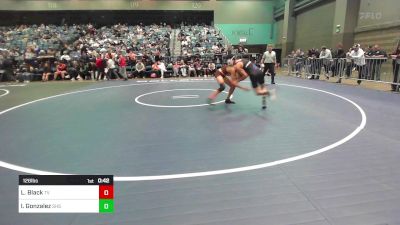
0 89 10 98
135 88 229 108
0 81 367 181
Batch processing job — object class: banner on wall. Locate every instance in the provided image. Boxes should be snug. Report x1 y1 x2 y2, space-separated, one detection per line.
215 24 275 45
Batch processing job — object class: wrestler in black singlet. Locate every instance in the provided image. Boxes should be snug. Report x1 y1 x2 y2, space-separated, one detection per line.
237 59 265 88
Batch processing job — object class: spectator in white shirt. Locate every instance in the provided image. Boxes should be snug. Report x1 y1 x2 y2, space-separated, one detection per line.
350 44 366 84
180 60 187 77
135 60 145 78
106 53 123 80
207 62 216 77
319 46 332 59
24 47 36 61
212 43 219 52
158 61 167 78
261 44 277 84
319 46 333 78
337 48 354 84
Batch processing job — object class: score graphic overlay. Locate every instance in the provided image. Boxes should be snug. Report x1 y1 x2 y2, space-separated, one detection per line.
18 175 114 213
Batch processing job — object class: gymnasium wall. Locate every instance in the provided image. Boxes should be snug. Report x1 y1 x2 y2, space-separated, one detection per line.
293 0 336 51
357 0 400 27
274 19 284 48
275 0 399 52
354 27 400 55
354 0 400 53
0 0 277 45
213 1 275 45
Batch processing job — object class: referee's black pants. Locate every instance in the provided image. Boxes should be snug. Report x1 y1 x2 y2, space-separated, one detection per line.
263 63 275 84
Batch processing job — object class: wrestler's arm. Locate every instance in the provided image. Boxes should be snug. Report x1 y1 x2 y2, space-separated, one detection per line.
235 65 249 81
227 67 250 91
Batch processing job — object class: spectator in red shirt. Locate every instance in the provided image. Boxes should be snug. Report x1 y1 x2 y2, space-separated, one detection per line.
172 61 180 77
95 54 106 80
151 61 161 77
54 61 68 80
118 53 128 81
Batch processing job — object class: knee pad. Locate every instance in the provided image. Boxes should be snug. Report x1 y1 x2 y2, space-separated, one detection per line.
218 84 225 92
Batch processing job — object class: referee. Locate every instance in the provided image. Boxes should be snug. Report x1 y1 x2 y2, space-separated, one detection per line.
261 44 277 84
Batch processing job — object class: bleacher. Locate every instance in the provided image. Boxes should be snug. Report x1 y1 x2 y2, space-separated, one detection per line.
179 25 225 56
0 23 233 81
0 25 81 52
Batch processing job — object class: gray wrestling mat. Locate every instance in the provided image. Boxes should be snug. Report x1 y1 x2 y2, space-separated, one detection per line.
0 76 399 225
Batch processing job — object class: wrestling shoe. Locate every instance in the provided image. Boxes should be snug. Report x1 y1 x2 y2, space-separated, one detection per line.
225 99 236 104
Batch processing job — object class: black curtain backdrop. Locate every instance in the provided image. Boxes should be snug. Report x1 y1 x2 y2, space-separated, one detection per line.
0 10 214 27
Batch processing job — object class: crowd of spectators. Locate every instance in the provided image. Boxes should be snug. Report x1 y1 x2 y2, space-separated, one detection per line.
179 25 225 57
0 23 232 82
0 24 83 55
4 22 397 92
0 23 163 81
286 43 400 91
132 58 217 78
